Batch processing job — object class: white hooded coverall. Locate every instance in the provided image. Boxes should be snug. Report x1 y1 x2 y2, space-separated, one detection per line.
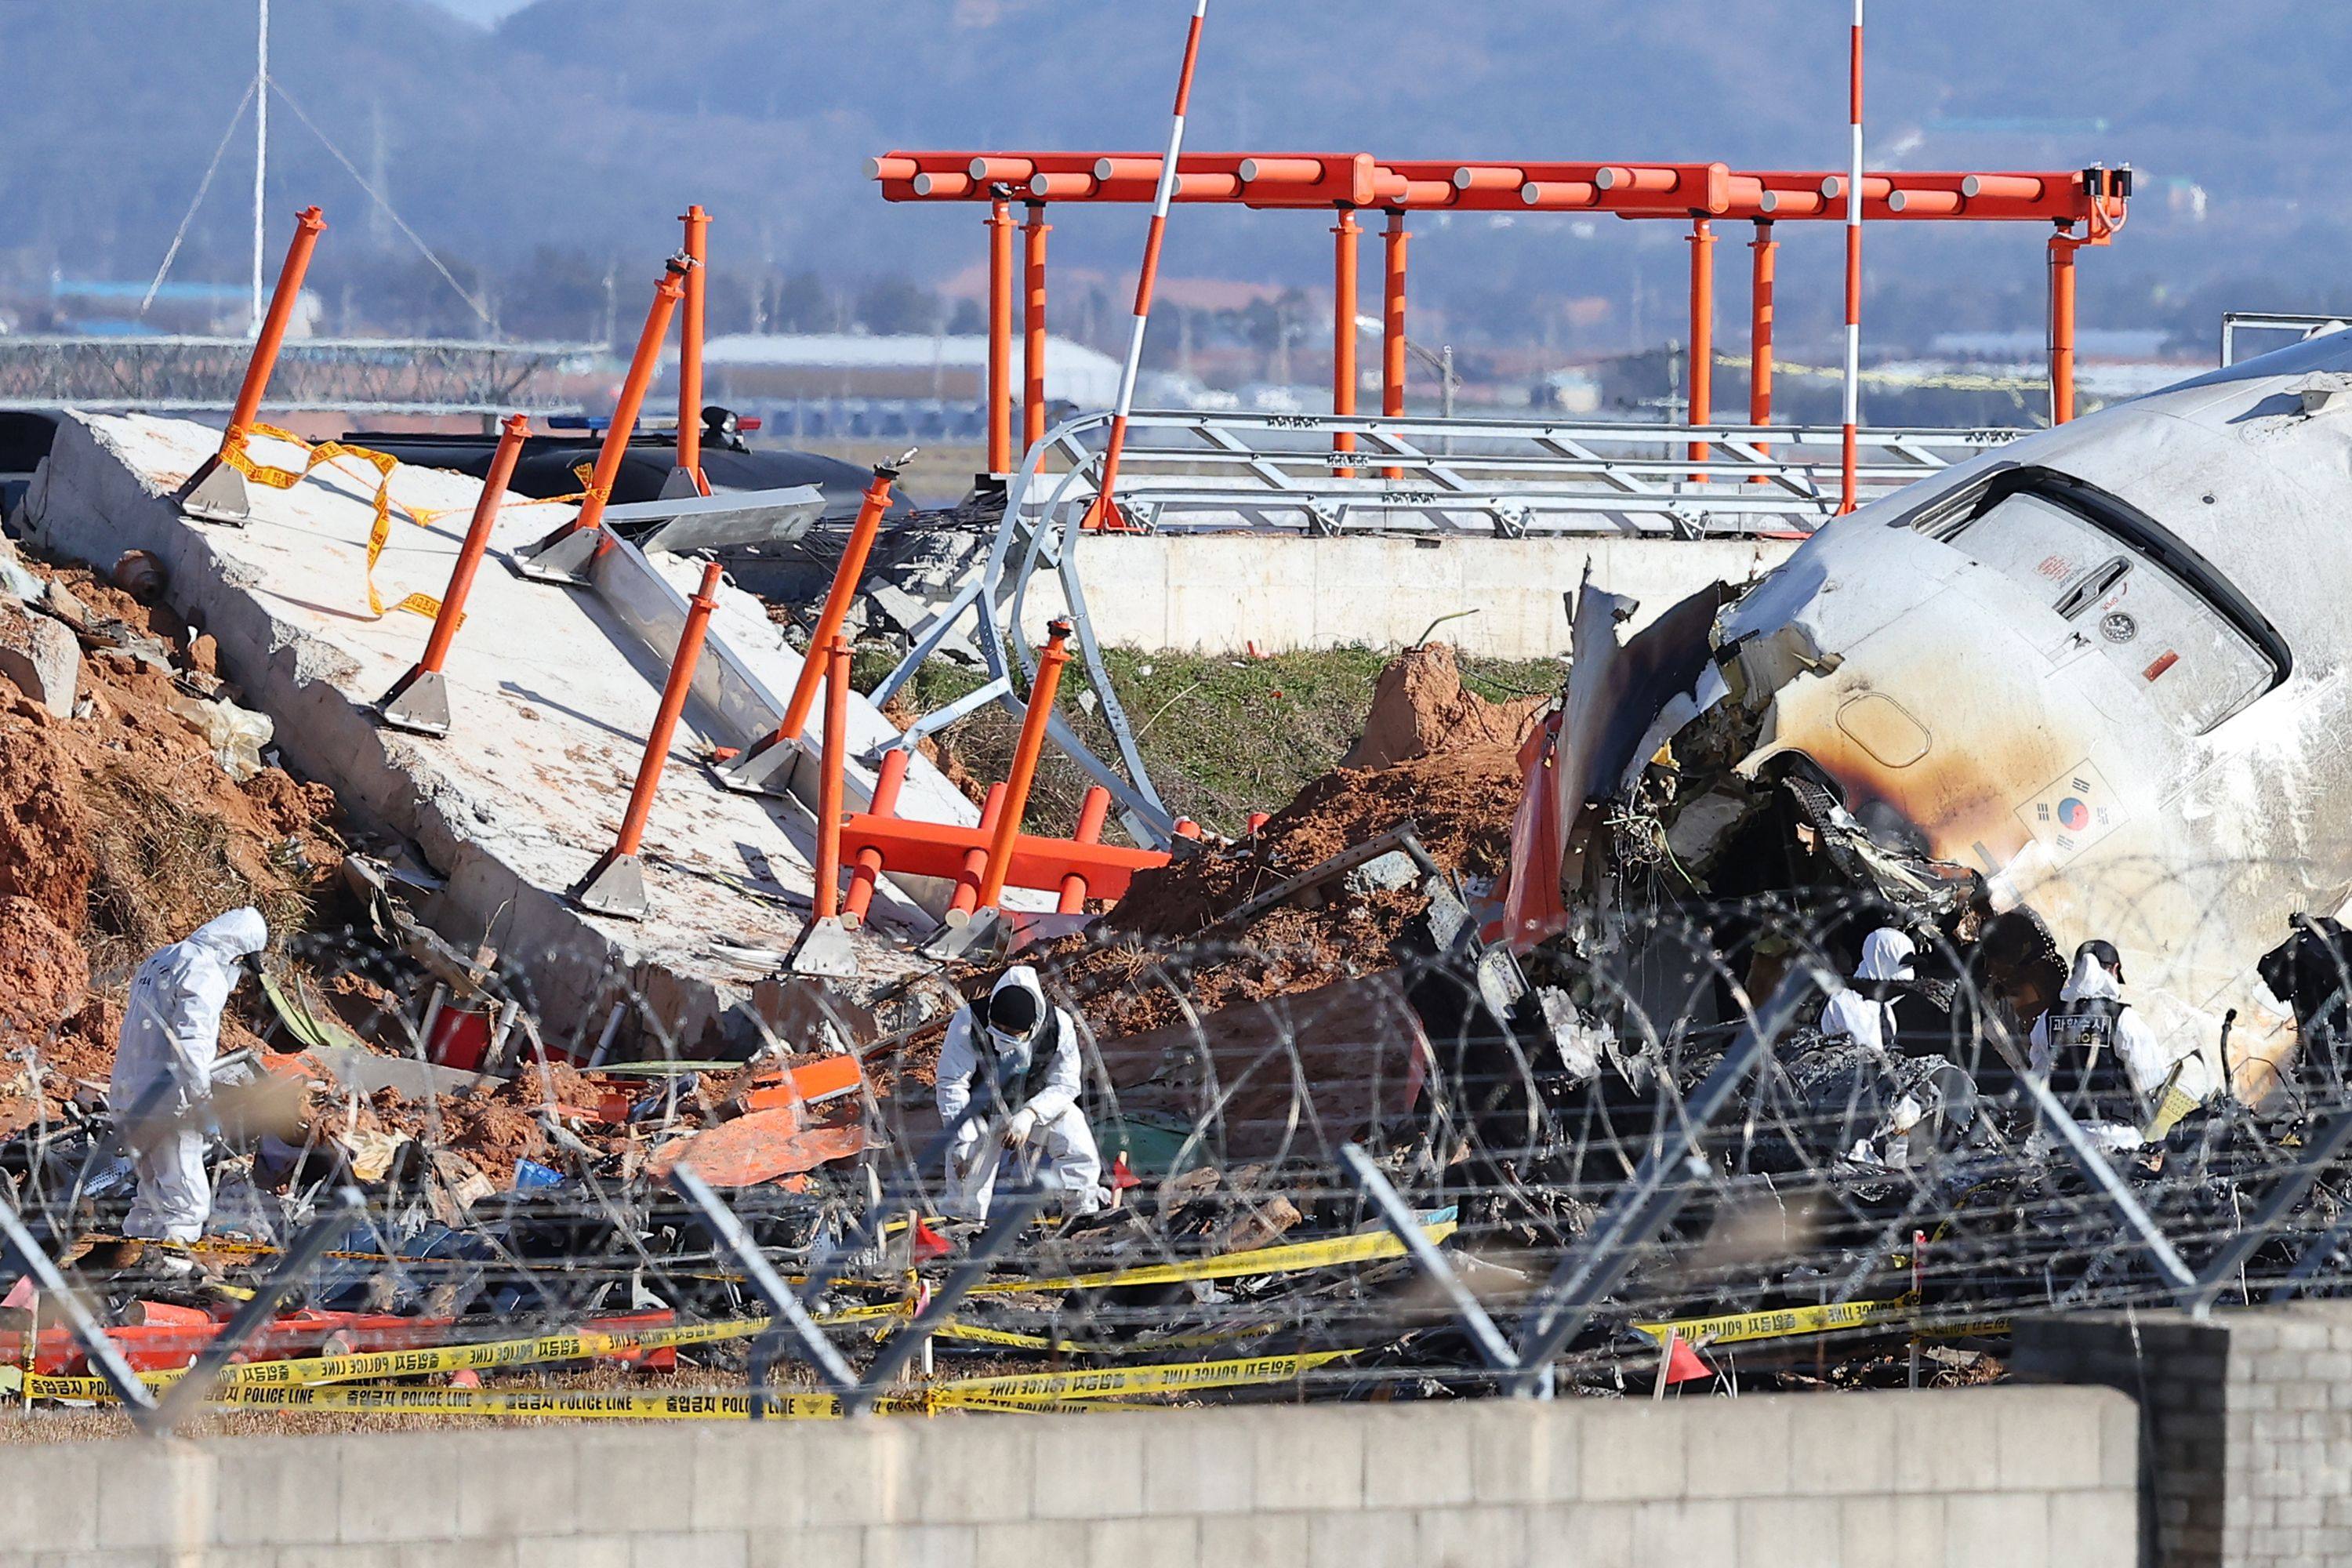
2030 950 2212 1117
935 966 1102 1219
1820 927 1917 1054
108 907 267 1243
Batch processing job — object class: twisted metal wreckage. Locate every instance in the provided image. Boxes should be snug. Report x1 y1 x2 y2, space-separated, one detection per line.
17 338 2352 1428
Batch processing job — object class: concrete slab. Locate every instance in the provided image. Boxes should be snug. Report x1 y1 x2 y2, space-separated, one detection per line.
20 412 995 1051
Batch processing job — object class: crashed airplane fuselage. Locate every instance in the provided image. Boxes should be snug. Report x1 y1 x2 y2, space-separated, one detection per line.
1537 332 2352 1096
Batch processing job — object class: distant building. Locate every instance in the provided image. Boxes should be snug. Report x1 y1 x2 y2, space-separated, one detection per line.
688 332 1119 406
676 332 1122 445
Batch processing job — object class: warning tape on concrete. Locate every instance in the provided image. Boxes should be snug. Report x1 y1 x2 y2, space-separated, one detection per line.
963 1222 1454 1297
226 425 432 621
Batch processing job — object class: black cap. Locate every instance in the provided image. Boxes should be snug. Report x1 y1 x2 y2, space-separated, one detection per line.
2077 938 2125 985
986 983 1042 1036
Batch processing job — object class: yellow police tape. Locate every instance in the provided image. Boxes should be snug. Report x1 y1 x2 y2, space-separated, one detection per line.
24 1315 788 1401
1633 1294 2013 1348
25 1225 1441 1400
27 1348 1355 1419
962 1222 1453 1298
223 425 430 620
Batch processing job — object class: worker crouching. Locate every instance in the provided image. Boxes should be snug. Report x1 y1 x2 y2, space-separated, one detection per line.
935 965 1103 1221
107 907 269 1254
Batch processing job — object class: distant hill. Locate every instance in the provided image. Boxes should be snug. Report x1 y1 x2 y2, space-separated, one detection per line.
4 1 2349 350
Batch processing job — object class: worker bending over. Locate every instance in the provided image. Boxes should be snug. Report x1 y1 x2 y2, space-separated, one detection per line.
107 907 268 1253
936 965 1102 1221
1820 927 1917 1053
2031 938 2216 1128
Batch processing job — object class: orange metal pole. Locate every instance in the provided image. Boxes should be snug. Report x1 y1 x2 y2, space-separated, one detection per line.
1022 201 1051 454
842 747 910 927
604 558 724 862
571 260 691 538
415 415 528 676
1058 786 1112 913
1749 219 1776 474
1332 209 1359 475
1687 216 1715 483
951 786 1007 916
2049 227 2078 425
221 206 327 449
748 460 898 756
677 206 710 493
1381 209 1408 481
974 619 1073 911
985 195 1014 474
812 635 850 920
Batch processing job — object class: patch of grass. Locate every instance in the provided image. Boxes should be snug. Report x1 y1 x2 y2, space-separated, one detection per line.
858 641 1565 840
80 760 314 978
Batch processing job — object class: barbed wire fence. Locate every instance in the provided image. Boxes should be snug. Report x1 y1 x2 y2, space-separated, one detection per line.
6 870 2352 1435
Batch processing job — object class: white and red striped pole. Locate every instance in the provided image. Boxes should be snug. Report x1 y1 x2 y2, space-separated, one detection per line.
1084 0 1210 532
1836 0 1864 515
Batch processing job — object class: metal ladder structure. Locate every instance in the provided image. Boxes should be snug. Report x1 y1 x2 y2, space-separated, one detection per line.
869 408 2027 849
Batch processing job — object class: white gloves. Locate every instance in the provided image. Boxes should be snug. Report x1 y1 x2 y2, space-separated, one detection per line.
1003 1107 1040 1148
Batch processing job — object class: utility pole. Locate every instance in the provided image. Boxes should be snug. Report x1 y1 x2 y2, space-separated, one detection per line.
250 0 270 336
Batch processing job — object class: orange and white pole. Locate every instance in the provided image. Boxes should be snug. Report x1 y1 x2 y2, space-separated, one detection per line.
1837 0 1864 515
1084 0 1212 533
676 205 710 495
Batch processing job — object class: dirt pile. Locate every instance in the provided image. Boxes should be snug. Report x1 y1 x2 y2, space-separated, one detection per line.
0 544 345 1133
1339 641 1544 771
1031 644 1545 1038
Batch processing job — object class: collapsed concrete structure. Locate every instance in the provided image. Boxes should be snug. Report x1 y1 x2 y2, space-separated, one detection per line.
19 411 992 1051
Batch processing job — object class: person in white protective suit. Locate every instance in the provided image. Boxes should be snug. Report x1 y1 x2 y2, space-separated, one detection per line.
107 907 268 1247
935 966 1103 1221
1820 927 1917 1053
2030 938 2217 1128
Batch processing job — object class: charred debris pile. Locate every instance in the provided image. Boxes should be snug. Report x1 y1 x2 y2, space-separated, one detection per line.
7 576 2352 1415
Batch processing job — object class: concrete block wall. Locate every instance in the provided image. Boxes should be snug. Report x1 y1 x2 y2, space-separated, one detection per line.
1008 532 1800 658
2016 1300 2352 1568
0 1385 2136 1568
